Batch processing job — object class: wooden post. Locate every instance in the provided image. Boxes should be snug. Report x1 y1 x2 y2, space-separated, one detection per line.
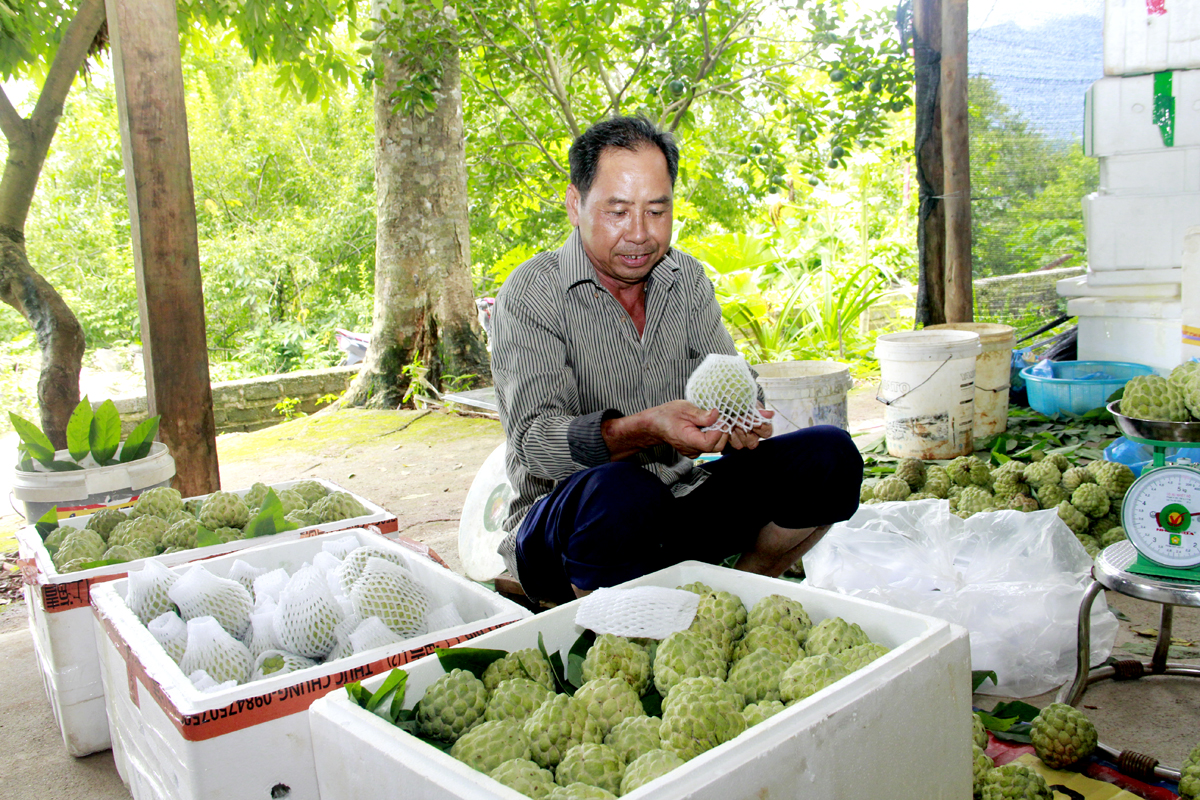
106 0 220 495
913 0 946 327
941 0 973 322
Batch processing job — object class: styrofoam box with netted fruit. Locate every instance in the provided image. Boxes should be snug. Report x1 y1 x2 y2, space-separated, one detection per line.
15 477 397 757
90 527 529 800
308 561 973 800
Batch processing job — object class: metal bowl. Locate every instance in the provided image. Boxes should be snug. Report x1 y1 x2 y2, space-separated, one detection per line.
1107 400 1200 443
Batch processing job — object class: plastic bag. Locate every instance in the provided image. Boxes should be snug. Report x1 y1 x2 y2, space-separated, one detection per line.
803 499 1118 698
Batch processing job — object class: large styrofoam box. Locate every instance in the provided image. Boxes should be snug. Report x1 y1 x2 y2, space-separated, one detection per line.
1084 71 1200 156
1182 226 1200 362
1099 149 1200 194
1086 266 1182 286
1083 191 1200 270
90 528 530 800
1071 297 1183 371
1105 0 1200 76
308 562 973 800
15 477 397 757
1057 274 1179 299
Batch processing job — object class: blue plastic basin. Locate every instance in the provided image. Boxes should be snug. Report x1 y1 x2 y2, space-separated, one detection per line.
1020 360 1155 417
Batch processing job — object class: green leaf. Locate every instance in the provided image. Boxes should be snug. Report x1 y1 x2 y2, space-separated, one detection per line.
986 700 1041 723
119 416 160 463
434 647 509 679
365 668 408 719
9 412 55 465
35 507 59 540
243 489 299 538
345 681 372 707
195 526 219 548
89 401 122 465
566 631 594 689
66 398 92 462
640 688 663 717
538 632 572 696
44 460 86 471
971 670 998 692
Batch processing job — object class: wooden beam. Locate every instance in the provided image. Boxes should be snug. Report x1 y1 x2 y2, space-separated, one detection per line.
941 0 973 322
913 0 945 327
106 0 220 496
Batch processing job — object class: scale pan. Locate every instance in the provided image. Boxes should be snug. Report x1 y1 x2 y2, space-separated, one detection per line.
1107 401 1200 443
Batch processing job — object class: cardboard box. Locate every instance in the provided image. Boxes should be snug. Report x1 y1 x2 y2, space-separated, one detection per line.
1070 297 1182 370
16 478 398 757
309 562 973 800
90 528 530 800
1083 191 1200 270
1099 149 1200 194
1084 71 1200 157
1105 0 1200 77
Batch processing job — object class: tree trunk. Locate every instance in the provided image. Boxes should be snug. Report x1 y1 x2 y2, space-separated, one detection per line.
0 0 106 446
343 7 489 409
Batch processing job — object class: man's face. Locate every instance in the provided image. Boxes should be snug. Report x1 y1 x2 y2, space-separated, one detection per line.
566 145 673 288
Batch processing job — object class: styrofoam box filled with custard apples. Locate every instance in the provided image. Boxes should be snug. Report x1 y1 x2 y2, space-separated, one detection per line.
308 561 973 800
90 527 530 800
17 477 397 757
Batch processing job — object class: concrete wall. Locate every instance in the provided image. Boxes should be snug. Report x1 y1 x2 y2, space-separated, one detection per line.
110 365 360 435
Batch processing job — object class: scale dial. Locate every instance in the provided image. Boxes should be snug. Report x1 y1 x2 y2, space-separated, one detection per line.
1122 465 1200 569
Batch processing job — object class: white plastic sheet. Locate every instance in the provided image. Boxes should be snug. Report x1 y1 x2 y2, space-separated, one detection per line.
803 499 1118 697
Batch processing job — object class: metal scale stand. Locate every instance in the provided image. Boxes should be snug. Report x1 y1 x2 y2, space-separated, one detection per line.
1056 402 1200 783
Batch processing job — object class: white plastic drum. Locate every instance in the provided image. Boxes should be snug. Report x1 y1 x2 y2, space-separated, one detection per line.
457 442 515 582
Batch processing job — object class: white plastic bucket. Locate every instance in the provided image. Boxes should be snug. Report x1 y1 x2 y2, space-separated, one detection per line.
11 440 175 521
923 323 1016 439
874 331 982 459
753 361 853 435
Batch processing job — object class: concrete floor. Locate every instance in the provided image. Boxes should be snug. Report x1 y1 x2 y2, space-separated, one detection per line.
3 385 1200 797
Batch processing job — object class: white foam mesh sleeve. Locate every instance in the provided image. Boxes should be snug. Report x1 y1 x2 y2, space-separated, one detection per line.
244 600 280 659
334 545 408 595
349 616 403 654
168 564 254 640
684 353 768 434
149 611 188 664
350 556 429 639
227 560 266 601
253 568 290 607
180 616 253 686
574 587 700 639
251 649 317 682
325 615 359 662
272 565 345 659
189 669 217 691
426 603 465 632
313 551 342 575
126 559 179 626
322 535 362 560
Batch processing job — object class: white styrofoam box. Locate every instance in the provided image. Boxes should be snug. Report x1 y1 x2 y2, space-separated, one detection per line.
1083 191 1200 270
15 477 397 757
1071 297 1183 371
1099 149 1200 194
1105 0 1200 76
1182 226 1200 362
1084 71 1200 157
1086 266 1182 286
90 528 530 800
1057 274 1180 299
309 562 973 800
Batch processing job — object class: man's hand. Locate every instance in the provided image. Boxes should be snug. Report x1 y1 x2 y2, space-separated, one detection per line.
602 400 726 460
714 407 774 451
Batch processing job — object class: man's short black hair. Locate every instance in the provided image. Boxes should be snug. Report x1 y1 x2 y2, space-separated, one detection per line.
568 116 679 199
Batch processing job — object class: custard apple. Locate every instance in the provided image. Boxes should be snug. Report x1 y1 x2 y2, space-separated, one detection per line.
132 487 184 519
53 529 107 569
1004 494 1040 513
1100 527 1128 547
350 556 429 638
489 758 556 799
1035 483 1068 509
179 615 253 685
746 594 812 644
484 648 556 694
108 515 168 548
1089 512 1122 538
732 625 801 663
198 491 250 530
311 491 369 523
973 744 994 797
907 491 938 501
290 479 329 507
582 634 652 695
125 538 158 559
251 650 318 681
1024 460 1062 489
547 784 617 800
1086 460 1136 500
980 763 1052 800
1180 742 1200 800
1057 501 1090 536
659 678 746 761
1071 483 1110 518
860 482 876 503
991 469 1030 502
949 456 992 487
214 526 244 544
839 642 890 672
164 510 192 525
653 630 727 695
689 589 747 657
416 668 488 742
101 544 142 563
621 749 686 794
334 545 410 594
604 715 662 764
779 654 850 703
450 719 532 774
727 648 788 704
1080 536 1102 561
742 700 787 727
85 507 128 540
285 509 322 528
523 693 604 768
676 581 714 596
895 457 927 490
1121 374 1189 422
555 743 625 795
1061 467 1095 494
873 476 911 502
276 488 307 515
1030 702 1097 768
661 676 743 716
486 677 554 724
575 677 645 736
972 712 988 749
242 482 271 511
958 486 997 515
1172 360 1200 387
805 617 870 657
923 465 953 498
184 497 204 517
41 527 70 554
161 518 199 550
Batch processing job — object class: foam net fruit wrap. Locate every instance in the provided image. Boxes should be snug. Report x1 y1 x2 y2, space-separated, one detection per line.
180 615 253 685
168 565 254 640
684 354 768 434
126 559 178 626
